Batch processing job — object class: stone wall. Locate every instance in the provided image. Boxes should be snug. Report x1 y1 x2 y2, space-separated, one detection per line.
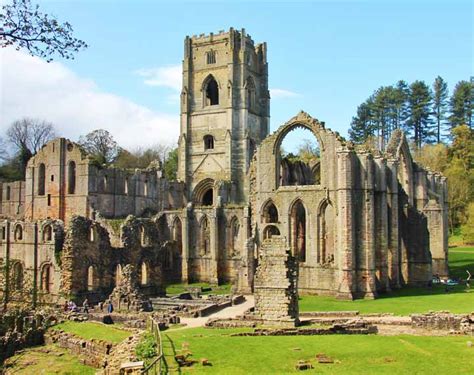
411 312 474 334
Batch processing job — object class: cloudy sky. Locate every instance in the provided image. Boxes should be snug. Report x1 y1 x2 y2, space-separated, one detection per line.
1 0 472 153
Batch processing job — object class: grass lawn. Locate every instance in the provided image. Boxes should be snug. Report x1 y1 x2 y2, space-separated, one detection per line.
3 344 95 374
164 327 474 374
51 321 131 344
299 246 474 315
165 282 232 296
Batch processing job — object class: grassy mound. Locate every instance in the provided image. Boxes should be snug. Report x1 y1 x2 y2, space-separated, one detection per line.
51 321 131 344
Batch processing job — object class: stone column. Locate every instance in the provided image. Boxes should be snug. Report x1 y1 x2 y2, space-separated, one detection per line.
424 199 448 277
386 159 401 289
375 157 390 292
336 149 355 300
181 206 190 283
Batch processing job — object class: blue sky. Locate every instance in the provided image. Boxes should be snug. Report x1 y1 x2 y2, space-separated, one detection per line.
1 0 472 151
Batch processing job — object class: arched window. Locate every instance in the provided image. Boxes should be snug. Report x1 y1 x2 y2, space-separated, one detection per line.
278 126 321 187
41 264 53 292
172 218 183 255
262 201 279 223
204 76 219 106
124 178 129 195
263 225 280 239
43 225 52 242
87 265 95 291
144 180 148 196
229 217 240 257
38 163 46 196
290 200 306 262
318 201 335 265
115 264 122 286
202 188 213 206
199 216 210 256
14 224 23 241
246 77 256 110
12 262 23 290
204 135 215 150
68 161 76 194
140 262 149 286
89 226 95 242
206 50 216 64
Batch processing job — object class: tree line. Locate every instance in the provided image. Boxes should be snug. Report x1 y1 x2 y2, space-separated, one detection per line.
349 77 473 148
0 119 178 182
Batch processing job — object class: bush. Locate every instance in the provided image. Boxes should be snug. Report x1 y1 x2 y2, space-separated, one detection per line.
135 332 157 364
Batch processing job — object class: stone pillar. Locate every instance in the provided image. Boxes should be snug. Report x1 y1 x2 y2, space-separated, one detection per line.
181 206 190 283
424 199 448 277
336 150 355 300
209 208 219 284
387 159 401 289
254 236 299 327
375 157 390 292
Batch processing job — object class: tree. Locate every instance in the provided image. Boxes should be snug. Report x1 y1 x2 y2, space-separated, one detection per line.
1 0 87 62
432 76 449 143
78 129 119 165
6 118 56 176
413 143 449 173
449 80 473 129
163 148 178 180
349 100 376 143
407 80 434 147
296 139 320 163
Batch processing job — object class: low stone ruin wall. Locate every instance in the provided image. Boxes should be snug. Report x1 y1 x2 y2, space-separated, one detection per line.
0 309 57 364
45 329 114 368
411 312 474 334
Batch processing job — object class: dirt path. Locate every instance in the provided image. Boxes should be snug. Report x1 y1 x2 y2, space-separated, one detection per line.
178 295 254 329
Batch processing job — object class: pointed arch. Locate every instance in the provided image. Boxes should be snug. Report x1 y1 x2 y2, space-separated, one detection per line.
140 262 149 286
12 262 24 290
40 263 53 292
262 199 279 223
289 199 307 262
193 178 215 206
263 224 280 239
172 217 183 255
43 224 53 242
14 224 23 241
202 74 219 106
318 200 335 265
199 215 210 256
228 216 240 257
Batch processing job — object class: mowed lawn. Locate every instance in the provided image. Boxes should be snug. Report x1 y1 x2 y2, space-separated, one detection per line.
165 327 474 374
51 321 131 344
299 246 474 315
3 344 95 374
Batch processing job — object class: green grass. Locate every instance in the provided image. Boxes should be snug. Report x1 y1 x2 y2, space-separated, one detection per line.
299 246 474 315
165 282 232 296
164 327 474 374
3 344 95 374
51 321 131 344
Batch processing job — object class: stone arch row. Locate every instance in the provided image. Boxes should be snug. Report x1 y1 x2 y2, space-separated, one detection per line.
260 198 335 264
9 260 54 293
7 222 57 242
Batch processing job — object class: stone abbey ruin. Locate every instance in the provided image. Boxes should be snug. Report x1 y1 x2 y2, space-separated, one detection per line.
0 28 449 311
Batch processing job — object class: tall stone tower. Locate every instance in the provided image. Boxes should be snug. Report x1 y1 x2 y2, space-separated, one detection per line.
178 28 269 204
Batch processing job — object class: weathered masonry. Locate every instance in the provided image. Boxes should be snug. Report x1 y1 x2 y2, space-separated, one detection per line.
0 28 448 307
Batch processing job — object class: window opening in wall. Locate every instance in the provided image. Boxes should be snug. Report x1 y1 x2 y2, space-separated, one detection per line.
51 175 54 182
318 202 335 265
279 126 321 186
125 178 128 195
43 225 52 241
103 175 108 191
205 76 219 105
68 161 76 194
41 264 52 292
229 217 240 257
6 186 10 200
290 200 306 262
263 201 279 223
199 216 210 256
263 225 280 239
115 264 122 286
202 188 213 206
1 227 5 240
204 135 214 150
13 262 23 290
140 226 147 246
206 50 216 64
140 262 148 285
38 163 46 196
47 194 51 206
14 224 23 241
144 180 148 196
87 266 95 291
172 218 182 255
89 226 95 242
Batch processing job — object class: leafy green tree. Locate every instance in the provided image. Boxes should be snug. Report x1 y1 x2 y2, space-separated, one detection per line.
462 203 474 244
407 80 434 147
163 148 178 180
349 100 376 143
78 129 119 166
0 0 87 62
449 80 473 129
432 76 449 143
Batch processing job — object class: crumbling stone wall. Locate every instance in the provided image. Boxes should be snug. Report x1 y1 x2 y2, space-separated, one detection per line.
254 236 299 326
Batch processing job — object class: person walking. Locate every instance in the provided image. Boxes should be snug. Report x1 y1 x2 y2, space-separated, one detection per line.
466 270 472 290
83 298 89 314
107 300 114 314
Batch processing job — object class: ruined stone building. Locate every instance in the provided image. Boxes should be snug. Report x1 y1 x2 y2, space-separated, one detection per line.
0 28 448 306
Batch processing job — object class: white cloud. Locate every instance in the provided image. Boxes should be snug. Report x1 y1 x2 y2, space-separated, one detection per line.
270 88 301 99
0 49 179 150
135 65 182 92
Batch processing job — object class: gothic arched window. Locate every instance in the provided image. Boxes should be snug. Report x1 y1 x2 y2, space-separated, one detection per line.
205 76 219 106
204 135 215 150
68 161 76 194
38 163 46 196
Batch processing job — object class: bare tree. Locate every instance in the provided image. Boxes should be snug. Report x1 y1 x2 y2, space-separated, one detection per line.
78 129 119 165
7 118 56 154
1 0 87 62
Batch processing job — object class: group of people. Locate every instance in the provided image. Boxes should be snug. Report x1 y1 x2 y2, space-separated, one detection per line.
62 298 115 314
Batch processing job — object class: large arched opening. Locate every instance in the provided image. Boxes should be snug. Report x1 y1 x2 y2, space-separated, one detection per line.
318 201 335 265
193 179 215 207
289 199 307 262
276 124 321 187
203 75 219 106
